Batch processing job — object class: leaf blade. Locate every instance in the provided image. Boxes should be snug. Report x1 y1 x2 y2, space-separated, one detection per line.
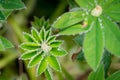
83 19 104 70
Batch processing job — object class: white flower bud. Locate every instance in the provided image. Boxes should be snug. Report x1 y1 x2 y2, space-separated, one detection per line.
91 5 102 17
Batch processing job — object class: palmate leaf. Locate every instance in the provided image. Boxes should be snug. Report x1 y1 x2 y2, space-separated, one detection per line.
83 19 104 70
47 55 61 71
88 64 104 80
106 71 120 80
0 36 14 51
50 48 67 57
53 11 85 29
28 52 44 67
37 57 48 76
101 16 120 56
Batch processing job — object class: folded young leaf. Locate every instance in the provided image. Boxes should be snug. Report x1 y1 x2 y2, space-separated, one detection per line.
45 69 53 80
47 55 61 71
20 50 38 60
31 27 40 42
23 32 37 42
28 52 44 67
83 19 104 70
106 70 120 80
50 40 62 47
101 16 120 56
39 27 45 42
47 36 56 44
20 42 39 50
37 57 48 76
53 11 85 29
50 48 67 57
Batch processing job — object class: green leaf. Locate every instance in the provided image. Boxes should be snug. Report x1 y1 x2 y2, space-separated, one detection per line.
45 69 53 80
59 24 86 35
88 64 104 80
83 19 104 70
28 52 44 67
106 71 120 80
50 40 62 47
47 55 61 71
39 27 45 42
0 10 12 20
75 0 93 9
50 48 67 57
104 3 120 22
47 36 56 44
53 11 85 29
37 57 48 76
20 42 39 50
102 49 111 77
31 27 40 42
77 50 85 61
45 30 50 39
0 11 5 20
101 16 120 56
67 0 78 9
74 34 84 46
23 32 36 42
0 0 25 10
20 50 38 60
0 36 14 51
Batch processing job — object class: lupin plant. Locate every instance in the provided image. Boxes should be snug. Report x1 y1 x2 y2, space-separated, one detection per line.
53 0 120 71
19 18 67 79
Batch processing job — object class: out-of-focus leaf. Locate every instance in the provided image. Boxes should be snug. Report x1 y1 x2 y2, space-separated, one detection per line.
67 0 78 9
0 36 14 51
101 49 111 77
88 64 104 80
77 50 85 61
0 0 25 10
74 34 84 46
106 71 120 80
